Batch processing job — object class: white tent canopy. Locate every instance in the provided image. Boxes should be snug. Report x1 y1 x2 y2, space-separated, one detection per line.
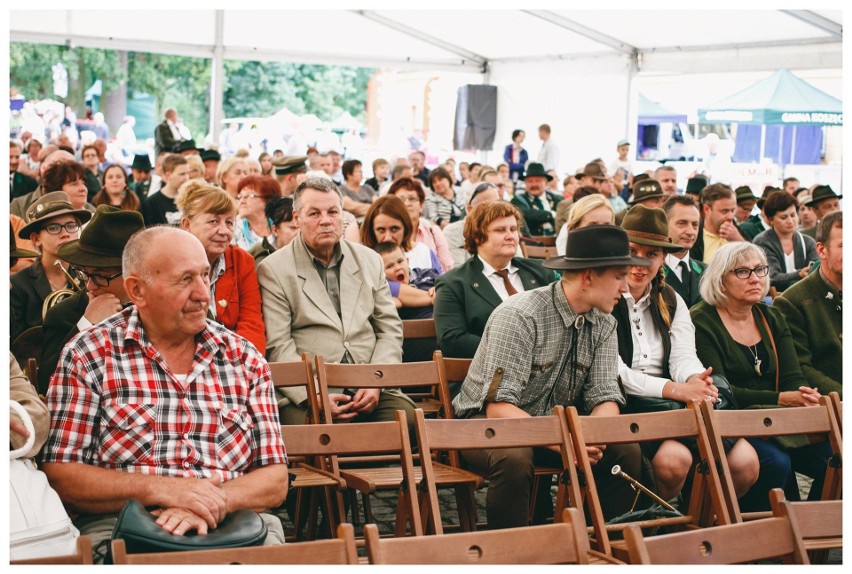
10 9 842 170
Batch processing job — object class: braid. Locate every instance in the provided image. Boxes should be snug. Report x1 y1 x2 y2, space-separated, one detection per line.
653 268 672 330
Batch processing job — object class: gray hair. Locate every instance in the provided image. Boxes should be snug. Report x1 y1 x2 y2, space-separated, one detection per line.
699 242 769 307
293 176 343 213
122 226 183 282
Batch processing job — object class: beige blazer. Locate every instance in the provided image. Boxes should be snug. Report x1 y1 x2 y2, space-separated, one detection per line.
10 353 50 458
258 234 403 406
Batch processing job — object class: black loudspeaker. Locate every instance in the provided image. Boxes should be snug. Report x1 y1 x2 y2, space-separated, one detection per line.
453 84 497 151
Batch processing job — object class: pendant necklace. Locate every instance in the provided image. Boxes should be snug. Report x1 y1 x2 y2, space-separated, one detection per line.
746 344 762 376
724 308 762 376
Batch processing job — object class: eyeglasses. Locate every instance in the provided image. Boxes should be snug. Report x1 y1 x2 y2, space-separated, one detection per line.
42 222 80 235
72 267 123 287
236 193 260 201
731 265 770 279
395 195 421 204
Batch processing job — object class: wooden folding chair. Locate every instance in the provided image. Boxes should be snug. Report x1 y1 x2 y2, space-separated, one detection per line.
564 403 730 561
827 391 842 433
110 523 358 564
400 320 441 410
519 243 557 259
699 397 842 524
313 355 473 533
437 353 471 402
280 411 423 538
414 407 581 537
268 354 344 540
623 513 809 564
11 535 93 565
401 318 440 366
364 507 590 564
769 488 842 563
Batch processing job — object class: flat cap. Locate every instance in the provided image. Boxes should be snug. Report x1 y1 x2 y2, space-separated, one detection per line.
273 155 308 176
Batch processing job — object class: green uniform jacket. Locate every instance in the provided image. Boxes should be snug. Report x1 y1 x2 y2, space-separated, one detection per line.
434 255 557 358
773 270 842 397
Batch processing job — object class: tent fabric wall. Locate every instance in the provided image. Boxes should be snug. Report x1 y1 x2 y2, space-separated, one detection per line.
733 124 823 165
453 85 497 151
487 55 634 176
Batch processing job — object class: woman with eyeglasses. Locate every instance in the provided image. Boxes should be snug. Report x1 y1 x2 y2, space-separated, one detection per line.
691 242 832 511
387 177 454 271
232 175 281 250
93 164 141 212
11 191 91 341
176 180 266 354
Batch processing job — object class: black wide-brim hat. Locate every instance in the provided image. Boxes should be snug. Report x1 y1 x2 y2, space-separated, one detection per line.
521 162 553 181
621 204 682 252
58 205 144 268
543 224 650 270
806 185 842 207
131 154 152 171
18 191 93 239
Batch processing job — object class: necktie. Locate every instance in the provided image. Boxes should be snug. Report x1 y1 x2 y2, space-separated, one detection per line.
679 261 691 301
532 196 545 210
494 269 518 296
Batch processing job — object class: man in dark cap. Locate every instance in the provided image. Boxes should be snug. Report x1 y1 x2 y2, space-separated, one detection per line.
801 185 842 239
40 206 144 392
453 224 647 529
200 148 221 183
176 139 200 157
511 162 563 236
272 155 308 197
684 175 708 201
614 179 665 225
739 186 779 240
248 196 298 266
129 154 153 200
733 185 761 240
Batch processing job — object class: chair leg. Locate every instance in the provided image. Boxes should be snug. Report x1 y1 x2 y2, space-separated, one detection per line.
454 485 477 532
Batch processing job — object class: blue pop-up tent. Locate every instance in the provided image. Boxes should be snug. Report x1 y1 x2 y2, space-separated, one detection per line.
697 69 842 165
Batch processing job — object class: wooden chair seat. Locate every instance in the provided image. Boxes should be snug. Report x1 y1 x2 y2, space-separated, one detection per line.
341 461 483 493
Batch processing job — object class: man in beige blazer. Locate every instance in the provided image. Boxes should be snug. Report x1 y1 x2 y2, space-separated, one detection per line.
258 176 415 426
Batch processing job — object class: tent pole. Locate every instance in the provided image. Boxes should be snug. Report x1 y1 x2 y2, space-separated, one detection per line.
790 125 798 166
778 124 784 167
208 10 225 148
759 124 766 162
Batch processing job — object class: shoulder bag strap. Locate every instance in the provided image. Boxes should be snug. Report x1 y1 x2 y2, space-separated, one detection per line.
755 306 779 392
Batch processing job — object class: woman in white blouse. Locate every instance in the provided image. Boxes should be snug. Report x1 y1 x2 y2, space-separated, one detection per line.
614 205 758 503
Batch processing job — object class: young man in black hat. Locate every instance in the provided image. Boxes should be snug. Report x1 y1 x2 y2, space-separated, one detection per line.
453 224 648 529
129 154 153 200
200 148 221 184
510 162 563 236
40 206 144 392
614 179 665 226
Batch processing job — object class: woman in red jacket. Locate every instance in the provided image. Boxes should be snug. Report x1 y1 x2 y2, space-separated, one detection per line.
176 180 266 353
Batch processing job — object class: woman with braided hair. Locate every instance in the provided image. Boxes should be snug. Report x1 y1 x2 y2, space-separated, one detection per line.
612 204 758 504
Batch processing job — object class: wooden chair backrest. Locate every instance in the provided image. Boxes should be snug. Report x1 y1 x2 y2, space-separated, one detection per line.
623 514 809 565
827 391 842 433
769 488 842 544
11 535 93 565
267 352 321 423
439 355 472 385
565 403 729 556
520 243 557 259
365 507 589 564
699 398 842 523
413 406 580 534
111 524 358 564
402 318 436 339
526 235 557 247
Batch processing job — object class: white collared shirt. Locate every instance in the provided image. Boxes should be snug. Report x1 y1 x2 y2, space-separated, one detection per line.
665 252 691 281
617 288 706 398
479 256 524 302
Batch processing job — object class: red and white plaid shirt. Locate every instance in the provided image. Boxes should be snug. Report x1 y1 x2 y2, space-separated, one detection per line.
43 307 287 481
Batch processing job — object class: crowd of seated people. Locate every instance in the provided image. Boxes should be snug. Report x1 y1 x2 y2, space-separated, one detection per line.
8 129 842 562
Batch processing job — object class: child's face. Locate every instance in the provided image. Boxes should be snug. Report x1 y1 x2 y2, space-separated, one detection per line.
381 248 410 284
375 164 389 180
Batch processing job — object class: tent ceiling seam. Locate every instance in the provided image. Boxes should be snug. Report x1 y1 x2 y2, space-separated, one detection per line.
351 9 489 71
521 10 637 57
779 10 842 38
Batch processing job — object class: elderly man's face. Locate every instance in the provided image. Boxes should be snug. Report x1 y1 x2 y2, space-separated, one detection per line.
525 175 547 197
132 231 211 339
656 170 678 196
295 188 343 255
814 198 840 219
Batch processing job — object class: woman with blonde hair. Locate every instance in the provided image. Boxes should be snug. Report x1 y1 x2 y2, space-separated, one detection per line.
175 179 266 353
215 156 249 199
185 154 205 180
555 194 615 256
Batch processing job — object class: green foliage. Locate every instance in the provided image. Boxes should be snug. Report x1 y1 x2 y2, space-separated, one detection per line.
11 42 374 139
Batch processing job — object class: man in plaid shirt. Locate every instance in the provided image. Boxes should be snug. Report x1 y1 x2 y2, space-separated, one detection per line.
454 225 649 529
42 227 289 558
